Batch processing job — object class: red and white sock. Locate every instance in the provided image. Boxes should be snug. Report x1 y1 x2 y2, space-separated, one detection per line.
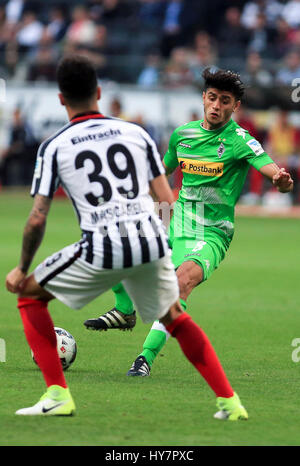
18 297 67 389
166 312 234 398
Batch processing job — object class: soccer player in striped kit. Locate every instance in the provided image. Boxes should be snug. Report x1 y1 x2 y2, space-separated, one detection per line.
6 56 248 420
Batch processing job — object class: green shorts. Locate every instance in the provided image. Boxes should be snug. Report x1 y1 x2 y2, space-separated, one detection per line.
168 211 231 281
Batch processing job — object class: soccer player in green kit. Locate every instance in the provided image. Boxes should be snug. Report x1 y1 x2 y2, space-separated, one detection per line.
84 69 293 403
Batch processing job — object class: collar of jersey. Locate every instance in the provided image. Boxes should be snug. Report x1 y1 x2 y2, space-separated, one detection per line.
199 118 233 134
71 111 105 123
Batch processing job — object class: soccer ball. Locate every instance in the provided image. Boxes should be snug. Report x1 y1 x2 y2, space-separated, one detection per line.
32 327 77 371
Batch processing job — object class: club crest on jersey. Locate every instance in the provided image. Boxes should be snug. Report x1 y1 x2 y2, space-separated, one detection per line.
178 158 224 177
217 142 225 158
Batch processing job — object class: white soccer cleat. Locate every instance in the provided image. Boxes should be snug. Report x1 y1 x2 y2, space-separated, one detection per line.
15 385 75 416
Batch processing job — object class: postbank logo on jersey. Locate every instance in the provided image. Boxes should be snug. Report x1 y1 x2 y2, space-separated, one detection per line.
178 158 224 177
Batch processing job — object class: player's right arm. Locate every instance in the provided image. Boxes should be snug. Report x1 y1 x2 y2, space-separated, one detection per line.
19 194 52 273
6 194 51 294
163 160 176 176
163 129 180 176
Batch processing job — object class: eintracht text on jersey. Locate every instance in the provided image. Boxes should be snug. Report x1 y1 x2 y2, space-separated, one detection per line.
31 113 169 269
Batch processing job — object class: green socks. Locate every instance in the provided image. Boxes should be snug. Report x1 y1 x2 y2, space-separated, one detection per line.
111 283 188 367
141 327 168 366
112 283 134 315
179 298 187 311
112 282 187 315
139 299 187 366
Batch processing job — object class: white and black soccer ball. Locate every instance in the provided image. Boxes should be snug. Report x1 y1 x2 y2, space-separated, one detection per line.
32 327 77 371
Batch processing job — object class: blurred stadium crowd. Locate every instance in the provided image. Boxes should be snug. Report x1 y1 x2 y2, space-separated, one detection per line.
0 0 300 204
2 0 300 87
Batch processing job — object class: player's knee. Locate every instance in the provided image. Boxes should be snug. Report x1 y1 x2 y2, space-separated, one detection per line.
176 262 203 300
18 275 53 302
160 300 182 326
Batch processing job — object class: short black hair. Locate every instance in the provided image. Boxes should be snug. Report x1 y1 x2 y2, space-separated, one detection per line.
202 68 245 101
56 55 98 105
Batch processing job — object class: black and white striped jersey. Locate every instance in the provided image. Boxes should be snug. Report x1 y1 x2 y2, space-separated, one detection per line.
31 112 170 269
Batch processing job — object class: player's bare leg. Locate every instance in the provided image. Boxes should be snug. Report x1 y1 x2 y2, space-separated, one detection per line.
175 261 204 303
18 274 54 301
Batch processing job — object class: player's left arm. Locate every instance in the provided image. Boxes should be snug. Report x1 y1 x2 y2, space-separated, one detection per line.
163 160 176 176
235 132 294 193
6 194 52 293
260 163 294 193
162 128 180 176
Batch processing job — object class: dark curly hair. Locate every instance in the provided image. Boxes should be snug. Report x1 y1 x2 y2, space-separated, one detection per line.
202 68 245 101
56 54 98 105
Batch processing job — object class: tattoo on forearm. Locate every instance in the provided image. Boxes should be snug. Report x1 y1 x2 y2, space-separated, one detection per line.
20 224 45 273
19 195 50 273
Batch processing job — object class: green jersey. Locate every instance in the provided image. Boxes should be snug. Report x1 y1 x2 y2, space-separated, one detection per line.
164 118 274 241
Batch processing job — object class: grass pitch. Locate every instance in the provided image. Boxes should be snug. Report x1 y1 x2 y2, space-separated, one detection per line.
0 191 299 446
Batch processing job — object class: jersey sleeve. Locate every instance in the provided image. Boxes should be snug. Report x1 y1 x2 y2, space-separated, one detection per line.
163 130 180 170
142 130 165 181
30 139 60 198
234 131 274 171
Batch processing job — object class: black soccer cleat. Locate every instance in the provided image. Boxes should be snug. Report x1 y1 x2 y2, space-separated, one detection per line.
84 308 136 331
127 355 151 377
